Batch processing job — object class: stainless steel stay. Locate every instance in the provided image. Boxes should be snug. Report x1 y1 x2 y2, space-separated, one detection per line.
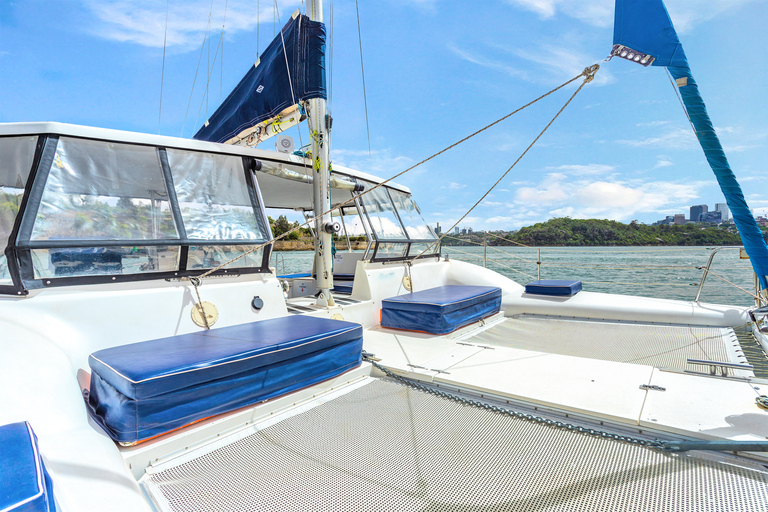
694 246 743 303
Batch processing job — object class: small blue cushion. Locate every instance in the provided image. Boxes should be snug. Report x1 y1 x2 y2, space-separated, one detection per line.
525 280 582 296
382 285 502 334
0 422 57 512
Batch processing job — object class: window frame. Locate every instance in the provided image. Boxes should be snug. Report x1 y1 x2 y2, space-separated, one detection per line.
3 134 273 293
355 180 440 263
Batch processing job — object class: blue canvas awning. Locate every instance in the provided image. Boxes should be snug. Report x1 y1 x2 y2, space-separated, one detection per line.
614 0 768 289
194 13 326 144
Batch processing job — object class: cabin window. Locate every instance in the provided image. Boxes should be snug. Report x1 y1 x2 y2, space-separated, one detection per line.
0 136 37 284
355 181 440 262
167 150 268 242
359 185 407 240
9 137 272 288
31 246 181 279
388 190 436 241
334 205 370 238
30 138 178 242
187 245 264 270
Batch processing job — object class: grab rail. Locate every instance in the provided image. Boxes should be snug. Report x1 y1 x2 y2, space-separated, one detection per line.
693 246 744 303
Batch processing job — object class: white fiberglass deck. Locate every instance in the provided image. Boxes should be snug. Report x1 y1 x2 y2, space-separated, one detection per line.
143 378 768 512
363 316 768 442
472 315 747 370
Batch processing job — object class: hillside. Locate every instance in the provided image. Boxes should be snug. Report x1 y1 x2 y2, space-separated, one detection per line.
445 218 746 247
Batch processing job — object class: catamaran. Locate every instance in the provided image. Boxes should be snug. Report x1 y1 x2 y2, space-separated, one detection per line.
2 0 768 510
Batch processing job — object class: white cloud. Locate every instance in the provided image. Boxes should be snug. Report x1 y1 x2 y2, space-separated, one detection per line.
617 128 697 150
504 0 760 33
84 0 302 50
553 163 615 176
510 173 707 222
447 182 467 190
331 147 414 178
449 34 614 87
504 0 613 27
514 173 569 205
654 159 673 168
446 43 528 81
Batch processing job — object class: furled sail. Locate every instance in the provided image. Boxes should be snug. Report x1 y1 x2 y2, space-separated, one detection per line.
194 12 326 145
613 0 768 289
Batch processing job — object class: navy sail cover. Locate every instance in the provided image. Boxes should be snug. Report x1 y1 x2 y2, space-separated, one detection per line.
194 13 326 144
613 0 768 289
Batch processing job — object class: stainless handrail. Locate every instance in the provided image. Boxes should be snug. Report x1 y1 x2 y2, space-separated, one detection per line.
693 246 743 302
272 252 286 276
687 358 754 376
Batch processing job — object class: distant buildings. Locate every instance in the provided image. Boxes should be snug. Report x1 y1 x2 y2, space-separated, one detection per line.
652 203 744 227
715 203 730 222
690 204 708 222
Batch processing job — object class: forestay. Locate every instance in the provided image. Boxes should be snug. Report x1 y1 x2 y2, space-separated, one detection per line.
613 0 768 289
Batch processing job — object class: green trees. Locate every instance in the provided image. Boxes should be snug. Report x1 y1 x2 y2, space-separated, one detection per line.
499 218 742 246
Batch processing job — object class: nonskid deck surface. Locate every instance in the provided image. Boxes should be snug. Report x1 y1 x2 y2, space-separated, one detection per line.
286 296 362 314
143 379 768 512
471 315 747 371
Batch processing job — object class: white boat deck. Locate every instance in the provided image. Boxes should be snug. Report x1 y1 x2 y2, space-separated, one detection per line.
363 316 768 449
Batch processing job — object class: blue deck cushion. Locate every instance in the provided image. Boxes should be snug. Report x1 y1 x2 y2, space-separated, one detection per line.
381 285 502 335
87 316 363 444
525 280 582 296
0 422 57 512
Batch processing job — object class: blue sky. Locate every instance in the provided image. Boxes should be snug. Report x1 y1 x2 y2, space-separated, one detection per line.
1 0 766 231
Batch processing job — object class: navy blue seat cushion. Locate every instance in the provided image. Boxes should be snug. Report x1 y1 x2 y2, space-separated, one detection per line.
0 422 57 512
525 280 582 296
381 285 502 335
87 316 363 443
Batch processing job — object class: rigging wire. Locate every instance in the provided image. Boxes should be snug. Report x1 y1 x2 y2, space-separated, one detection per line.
192 34 224 132
407 65 601 266
180 33 210 137
328 0 333 120
665 67 695 133
158 0 170 134
354 0 372 162
188 67 598 284
220 0 229 101
206 0 214 117
256 0 260 59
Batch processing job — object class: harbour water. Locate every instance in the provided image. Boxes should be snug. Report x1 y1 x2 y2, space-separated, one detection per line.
271 246 758 307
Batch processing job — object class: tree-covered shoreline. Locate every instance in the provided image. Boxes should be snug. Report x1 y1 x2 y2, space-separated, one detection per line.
443 217 750 247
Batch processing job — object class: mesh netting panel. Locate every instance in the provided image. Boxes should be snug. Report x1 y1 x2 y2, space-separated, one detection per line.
145 380 768 511
469 317 737 369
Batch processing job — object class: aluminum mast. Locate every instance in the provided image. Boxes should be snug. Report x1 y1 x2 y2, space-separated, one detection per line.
307 0 335 307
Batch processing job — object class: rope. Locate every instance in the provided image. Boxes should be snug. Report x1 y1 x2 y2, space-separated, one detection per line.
158 0 169 133
188 68 598 283
442 235 538 264
441 246 537 280
700 269 761 301
408 64 600 265
190 277 211 329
